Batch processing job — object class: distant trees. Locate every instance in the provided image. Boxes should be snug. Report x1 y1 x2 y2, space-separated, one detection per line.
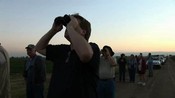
10 57 53 74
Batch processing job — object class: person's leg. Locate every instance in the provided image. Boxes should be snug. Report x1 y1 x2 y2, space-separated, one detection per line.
123 68 126 82
130 68 134 82
105 80 116 98
148 63 154 77
141 74 146 86
128 68 132 82
26 82 34 98
132 68 136 82
150 64 153 77
97 80 105 98
34 83 44 98
148 64 151 77
119 68 122 82
137 73 142 84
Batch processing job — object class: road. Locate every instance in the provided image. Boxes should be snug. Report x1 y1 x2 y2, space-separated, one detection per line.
116 58 175 98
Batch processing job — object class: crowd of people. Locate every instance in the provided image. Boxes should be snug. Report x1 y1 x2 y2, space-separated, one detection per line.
116 53 152 86
0 14 155 98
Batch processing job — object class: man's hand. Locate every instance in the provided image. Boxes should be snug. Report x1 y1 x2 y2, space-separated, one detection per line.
66 15 82 33
51 17 63 33
67 16 79 28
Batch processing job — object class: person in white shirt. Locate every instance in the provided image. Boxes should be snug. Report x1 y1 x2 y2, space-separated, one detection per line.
97 45 117 98
0 43 11 98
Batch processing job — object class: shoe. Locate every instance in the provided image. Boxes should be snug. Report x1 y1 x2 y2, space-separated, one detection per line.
142 82 146 86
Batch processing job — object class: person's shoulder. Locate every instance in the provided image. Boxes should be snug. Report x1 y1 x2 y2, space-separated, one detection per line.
89 42 97 45
36 55 45 61
89 42 100 52
48 44 69 47
47 44 70 52
36 55 42 58
89 42 99 48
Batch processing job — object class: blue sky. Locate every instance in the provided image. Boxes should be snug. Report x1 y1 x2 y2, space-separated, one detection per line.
0 0 175 57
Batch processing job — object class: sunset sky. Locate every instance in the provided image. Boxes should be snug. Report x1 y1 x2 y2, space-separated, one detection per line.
0 0 175 57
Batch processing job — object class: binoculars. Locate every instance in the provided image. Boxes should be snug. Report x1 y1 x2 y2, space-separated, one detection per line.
54 14 71 26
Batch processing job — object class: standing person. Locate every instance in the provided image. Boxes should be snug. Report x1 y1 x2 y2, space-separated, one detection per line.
0 43 11 98
97 45 117 98
23 44 46 98
35 14 100 98
147 53 153 77
128 54 137 83
135 55 139 73
137 53 147 86
117 53 127 82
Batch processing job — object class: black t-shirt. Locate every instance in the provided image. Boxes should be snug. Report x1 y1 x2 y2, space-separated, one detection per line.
117 58 127 68
46 43 100 98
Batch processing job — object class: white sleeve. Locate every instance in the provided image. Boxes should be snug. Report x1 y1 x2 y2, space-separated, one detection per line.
0 52 6 65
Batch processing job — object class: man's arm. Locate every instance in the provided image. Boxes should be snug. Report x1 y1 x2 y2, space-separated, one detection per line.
108 56 117 67
35 22 63 56
66 16 93 63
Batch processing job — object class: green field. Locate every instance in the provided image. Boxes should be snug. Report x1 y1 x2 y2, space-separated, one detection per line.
10 57 52 98
11 73 51 98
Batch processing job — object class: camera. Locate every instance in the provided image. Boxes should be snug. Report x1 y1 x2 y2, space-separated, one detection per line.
54 14 71 26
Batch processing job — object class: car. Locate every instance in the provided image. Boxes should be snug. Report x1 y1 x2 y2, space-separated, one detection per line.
146 55 162 69
152 56 162 69
159 55 167 64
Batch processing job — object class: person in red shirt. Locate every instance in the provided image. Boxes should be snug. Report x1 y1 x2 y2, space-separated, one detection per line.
137 53 146 86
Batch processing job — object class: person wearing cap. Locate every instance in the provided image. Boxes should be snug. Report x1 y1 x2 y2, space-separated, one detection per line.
23 44 46 98
97 45 117 98
35 14 100 98
0 43 11 98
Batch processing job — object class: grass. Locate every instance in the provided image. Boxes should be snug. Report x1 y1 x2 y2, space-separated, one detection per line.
10 57 53 73
10 57 52 98
11 73 51 98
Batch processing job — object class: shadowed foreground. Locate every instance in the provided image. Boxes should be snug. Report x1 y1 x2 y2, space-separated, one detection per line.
11 57 175 98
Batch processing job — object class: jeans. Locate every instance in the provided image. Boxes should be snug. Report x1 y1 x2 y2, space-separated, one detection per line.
97 79 116 98
119 67 126 81
128 68 136 82
148 63 153 77
26 82 44 98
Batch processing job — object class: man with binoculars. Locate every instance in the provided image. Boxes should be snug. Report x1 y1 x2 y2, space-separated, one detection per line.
36 14 100 98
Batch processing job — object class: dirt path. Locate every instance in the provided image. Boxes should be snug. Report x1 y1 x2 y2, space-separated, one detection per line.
116 58 175 98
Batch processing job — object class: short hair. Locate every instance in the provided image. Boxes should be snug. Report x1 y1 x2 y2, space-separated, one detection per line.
121 53 125 57
103 45 114 56
72 14 91 41
140 53 142 56
131 54 134 56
